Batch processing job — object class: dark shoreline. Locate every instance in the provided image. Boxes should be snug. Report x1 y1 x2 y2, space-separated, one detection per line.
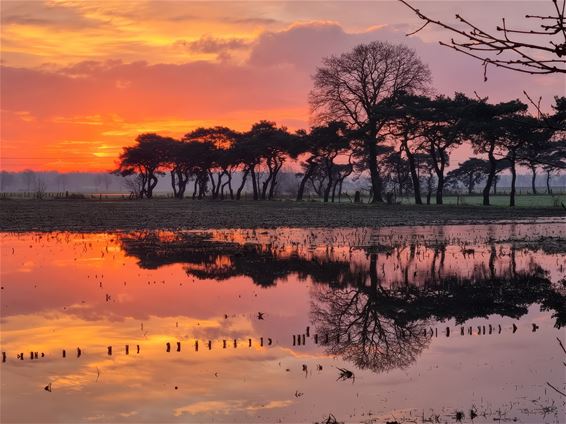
1 199 564 233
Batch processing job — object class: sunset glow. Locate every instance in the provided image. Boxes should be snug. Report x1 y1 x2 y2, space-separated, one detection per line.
2 1 564 172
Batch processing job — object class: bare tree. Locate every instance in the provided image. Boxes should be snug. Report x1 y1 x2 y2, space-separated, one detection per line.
123 174 144 199
400 0 566 78
20 169 36 192
310 41 431 203
0 171 15 192
55 173 68 191
34 176 47 200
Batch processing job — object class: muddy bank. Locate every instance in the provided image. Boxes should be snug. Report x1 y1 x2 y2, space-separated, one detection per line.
1 199 564 232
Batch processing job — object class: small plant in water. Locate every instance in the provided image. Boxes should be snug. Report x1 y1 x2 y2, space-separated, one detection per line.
336 367 355 383
314 413 343 424
454 410 465 422
470 407 478 420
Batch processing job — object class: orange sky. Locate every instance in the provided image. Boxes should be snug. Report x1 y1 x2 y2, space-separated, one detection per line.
1 1 564 172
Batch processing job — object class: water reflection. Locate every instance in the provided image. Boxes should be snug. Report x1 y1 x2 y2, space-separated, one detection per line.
1 224 565 423
119 228 566 328
115 226 566 380
119 232 353 287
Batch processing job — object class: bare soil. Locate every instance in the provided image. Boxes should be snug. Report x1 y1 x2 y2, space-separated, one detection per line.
1 199 564 232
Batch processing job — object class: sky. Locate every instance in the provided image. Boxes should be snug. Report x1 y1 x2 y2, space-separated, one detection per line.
1 0 564 172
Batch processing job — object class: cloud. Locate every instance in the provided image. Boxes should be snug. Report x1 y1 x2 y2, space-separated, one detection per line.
0 2 102 29
249 21 351 70
175 36 252 54
1 20 564 171
248 21 564 103
229 17 281 26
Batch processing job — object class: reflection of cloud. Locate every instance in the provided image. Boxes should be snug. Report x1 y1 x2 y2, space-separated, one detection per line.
174 399 293 416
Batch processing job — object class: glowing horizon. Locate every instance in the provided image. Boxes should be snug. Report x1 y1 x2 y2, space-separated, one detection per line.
1 1 564 172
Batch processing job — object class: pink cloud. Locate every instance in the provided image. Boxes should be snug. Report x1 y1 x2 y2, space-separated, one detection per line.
1 21 563 171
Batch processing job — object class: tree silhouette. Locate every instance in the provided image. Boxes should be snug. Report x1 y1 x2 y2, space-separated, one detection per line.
466 99 528 205
540 140 566 193
20 169 36 193
110 87 562 205
310 41 431 203
504 115 552 206
418 94 473 204
385 94 431 204
242 121 295 200
115 133 171 198
183 127 240 200
446 158 488 195
295 121 351 202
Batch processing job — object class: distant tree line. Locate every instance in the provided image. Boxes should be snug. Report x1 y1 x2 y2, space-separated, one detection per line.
114 41 566 207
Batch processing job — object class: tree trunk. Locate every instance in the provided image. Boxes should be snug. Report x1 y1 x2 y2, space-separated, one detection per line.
214 172 224 199
366 139 383 203
236 167 249 200
170 170 178 198
323 160 333 203
268 161 283 200
146 174 158 199
509 152 516 207
208 171 217 199
220 181 229 200
483 143 497 206
139 172 148 198
546 170 552 194
297 165 315 201
249 166 258 200
323 178 332 203
261 172 272 200
435 172 444 205
178 171 189 199
430 145 444 205
404 147 422 205
226 171 234 200
197 172 207 199
531 166 537 194
192 178 198 199
331 179 339 203
467 172 474 195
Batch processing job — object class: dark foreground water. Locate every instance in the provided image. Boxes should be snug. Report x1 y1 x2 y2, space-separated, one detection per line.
1 222 565 423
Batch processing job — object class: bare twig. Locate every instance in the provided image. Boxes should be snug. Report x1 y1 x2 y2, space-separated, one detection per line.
399 0 566 78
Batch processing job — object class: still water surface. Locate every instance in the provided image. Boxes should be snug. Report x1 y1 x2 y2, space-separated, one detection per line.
1 223 565 423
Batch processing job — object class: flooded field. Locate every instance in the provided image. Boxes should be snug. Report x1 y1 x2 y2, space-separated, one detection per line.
1 222 565 423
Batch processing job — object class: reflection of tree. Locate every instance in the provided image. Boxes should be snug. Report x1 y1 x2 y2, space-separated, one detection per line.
311 285 430 373
311 251 565 373
405 268 566 328
311 252 430 373
119 232 356 287
119 233 565 328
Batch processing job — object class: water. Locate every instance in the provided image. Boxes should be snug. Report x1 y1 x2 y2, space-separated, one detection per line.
1 223 565 423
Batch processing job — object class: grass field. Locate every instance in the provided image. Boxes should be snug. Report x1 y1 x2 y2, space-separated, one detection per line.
1 197 564 233
396 194 566 207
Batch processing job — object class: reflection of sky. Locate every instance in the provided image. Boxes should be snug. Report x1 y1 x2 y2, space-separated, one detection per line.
1 225 565 423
